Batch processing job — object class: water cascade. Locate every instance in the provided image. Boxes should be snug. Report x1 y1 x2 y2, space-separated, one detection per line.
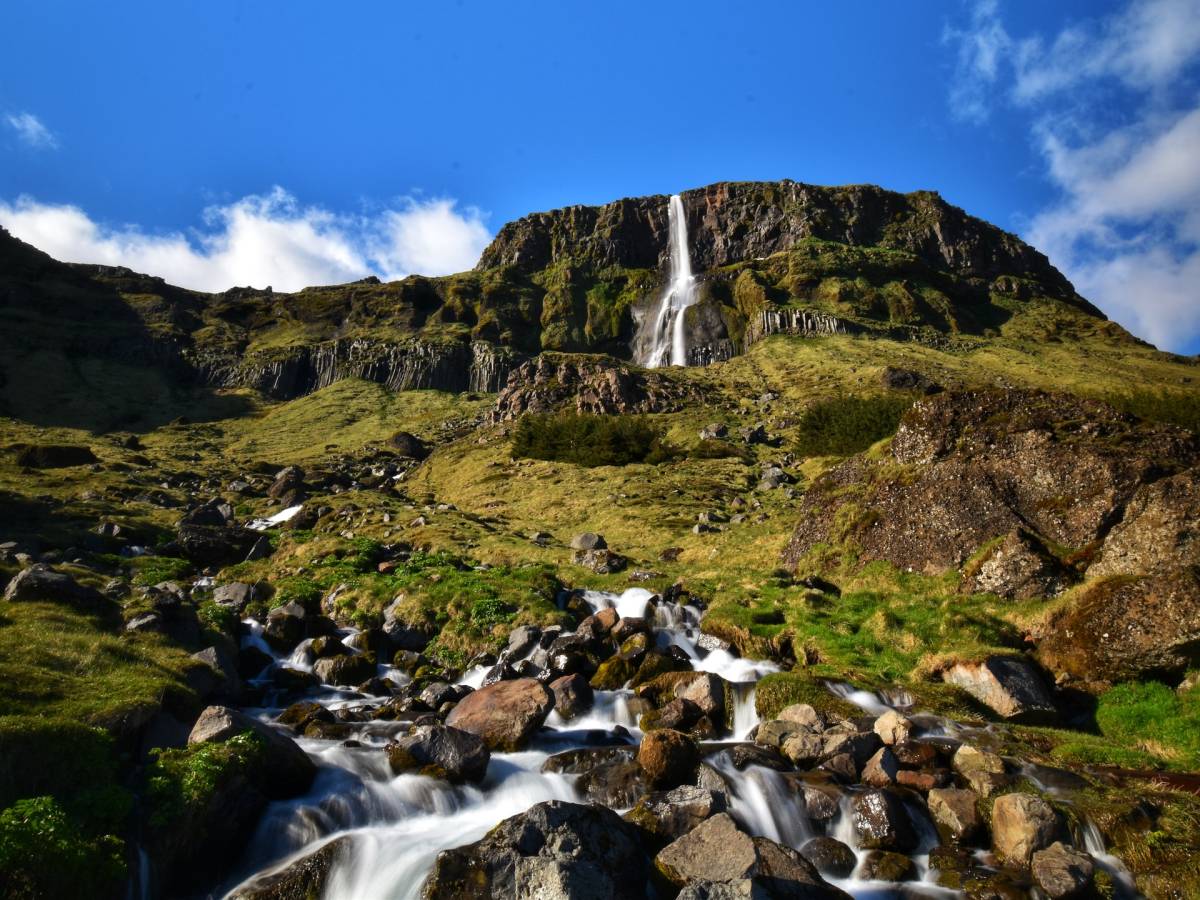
639 194 697 367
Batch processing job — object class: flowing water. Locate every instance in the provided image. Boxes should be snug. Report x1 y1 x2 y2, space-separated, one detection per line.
637 193 697 368
215 588 1133 899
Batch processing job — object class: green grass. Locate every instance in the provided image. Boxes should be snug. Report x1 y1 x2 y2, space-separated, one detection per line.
146 732 265 829
1107 388 1200 435
511 411 676 467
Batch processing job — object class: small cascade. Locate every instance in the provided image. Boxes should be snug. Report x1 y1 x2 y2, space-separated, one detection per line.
638 194 698 368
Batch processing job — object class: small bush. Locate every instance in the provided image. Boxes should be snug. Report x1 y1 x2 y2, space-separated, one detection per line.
688 439 751 462
793 395 912 457
470 596 515 629
511 412 676 467
0 796 125 899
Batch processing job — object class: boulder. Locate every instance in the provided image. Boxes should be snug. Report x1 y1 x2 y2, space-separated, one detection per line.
188 705 316 798
263 602 309 652
2 565 102 605
624 784 727 844
799 836 856 879
777 703 828 731
962 528 1071 600
860 850 917 882
569 532 607 551
444 678 553 751
861 747 900 787
674 672 729 728
228 836 351 899
927 787 983 843
387 431 430 460
506 624 541 658
213 581 259 612
872 710 912 745
1035 567 1200 684
11 443 98 468
420 800 648 899
1031 842 1095 899
382 599 438 652
548 673 593 719
941 656 1057 723
851 790 916 851
638 729 700 789
1091 467 1200 578
386 724 490 784
573 548 627 574
951 743 1008 797
991 792 1062 867
176 524 262 567
190 645 242 700
313 653 376 686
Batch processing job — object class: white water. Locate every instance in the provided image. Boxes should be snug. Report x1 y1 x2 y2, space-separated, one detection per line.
248 504 304 531
639 194 697 368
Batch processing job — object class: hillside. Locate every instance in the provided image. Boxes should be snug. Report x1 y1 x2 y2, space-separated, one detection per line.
1 182 1200 898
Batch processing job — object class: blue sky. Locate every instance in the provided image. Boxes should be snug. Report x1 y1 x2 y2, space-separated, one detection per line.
2 1 1198 353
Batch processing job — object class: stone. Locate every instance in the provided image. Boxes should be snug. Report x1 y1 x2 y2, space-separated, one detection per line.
674 672 728 725
962 529 1071 600
444 677 553 751
991 792 1062 867
780 731 827 768
548 673 592 719
638 728 700 789
506 624 541 658
175 524 262 567
1091 467 1200 579
569 532 607 551
387 431 429 459
420 801 648 899
313 653 376 686
624 784 727 843
942 656 1057 723
699 423 728 440
873 710 912 745
860 850 917 882
212 581 258 612
188 705 316 799
822 730 882 769
190 645 242 700
573 548 626 574
2 564 102 605
386 724 490 784
228 836 351 899
1031 842 1095 899
799 836 856 879
851 790 916 851
951 743 1008 797
927 787 983 843
11 443 98 468
861 747 900 787
896 769 948 792
777 703 828 731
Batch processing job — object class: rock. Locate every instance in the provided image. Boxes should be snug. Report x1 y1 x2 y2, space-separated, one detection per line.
2 564 102 605
740 424 768 445
590 655 637 690
180 498 235 528
880 366 940 394
674 672 728 726
506 624 541 658
386 724 490 784
1031 842 1095 899
896 769 948 792
569 532 607 551
780 731 827 768
992 792 1062 867
861 747 900 787
625 784 727 843
1035 567 1200 684
699 423 728 440
1092 467 1200 578
176 524 263 567
802 784 842 824
873 710 912 745
419 681 458 709
927 787 983 843
860 850 917 882
421 800 649 899
851 790 916 851
951 743 1008 797
548 673 593 719
11 443 98 468
962 529 1071 600
313 653 376 686
941 656 1057 723
799 836 856 879
263 602 308 652
638 728 700 789
573 548 627 574
190 645 242 700
213 581 259 612
228 836 351 899
188 705 316 799
444 678 553 751
822 730 882 769
387 431 429 459
640 697 704 734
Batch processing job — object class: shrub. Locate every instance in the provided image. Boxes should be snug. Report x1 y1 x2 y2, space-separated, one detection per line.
0 796 125 899
511 412 676 467
470 596 516 629
793 395 912 457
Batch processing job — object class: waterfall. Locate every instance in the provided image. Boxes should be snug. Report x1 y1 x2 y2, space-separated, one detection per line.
639 194 697 368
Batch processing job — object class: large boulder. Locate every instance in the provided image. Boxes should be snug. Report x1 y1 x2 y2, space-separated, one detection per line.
927 787 983 843
313 653 376 686
228 836 351 899
991 792 1062 867
176 524 263 567
548 673 593 719
1091 468 1200 578
2 565 103 605
941 656 1057 723
624 784 727 844
444 678 553 751
961 529 1071 600
1035 567 1200 684
188 705 316 798
1031 842 1096 899
421 800 649 899
386 724 490 784
638 729 700 789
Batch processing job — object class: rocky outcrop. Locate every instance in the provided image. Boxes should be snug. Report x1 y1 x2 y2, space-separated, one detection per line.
488 353 700 422
940 656 1058 723
194 338 522 400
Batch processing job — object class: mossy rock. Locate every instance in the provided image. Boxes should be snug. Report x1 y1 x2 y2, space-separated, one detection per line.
590 656 638 691
753 672 858 721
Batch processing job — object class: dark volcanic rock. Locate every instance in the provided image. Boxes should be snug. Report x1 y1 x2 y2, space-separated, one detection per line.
2 564 103 605
11 443 98 468
386 724 490 784
421 800 649 899
228 836 351 900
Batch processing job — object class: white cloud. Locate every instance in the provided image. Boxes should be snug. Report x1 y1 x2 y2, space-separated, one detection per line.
0 188 492 292
945 0 1200 353
5 112 58 149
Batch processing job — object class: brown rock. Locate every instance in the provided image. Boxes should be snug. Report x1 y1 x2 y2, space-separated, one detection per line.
444 678 553 751
962 528 1071 600
951 744 1008 797
548 673 593 720
992 792 1061 867
941 655 1057 723
927 787 983 843
873 710 912 745
1091 468 1200 578
861 747 900 787
638 729 700 789
1031 842 1095 899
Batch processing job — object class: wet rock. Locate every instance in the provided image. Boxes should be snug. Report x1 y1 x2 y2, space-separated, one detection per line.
891 740 939 768
674 672 728 726
727 743 791 772
421 800 648 899
1031 842 1095 899
188 705 316 798
819 753 858 783
541 746 634 775
992 792 1062 867
852 789 916 851
577 759 646 808
952 744 1008 797
506 624 541 658
640 697 704 734
444 677 554 751
548 672 593 719
873 710 912 745
860 850 918 882
590 654 637 690
822 730 882 769
802 783 842 824
927 788 983 843
624 784 727 844
419 681 458 709
780 731 827 768
896 768 948 792
238 644 274 680
2 564 103 605
263 602 308 652
386 724 490 784
277 701 333 732
962 529 1071 600
799 836 856 879
313 652 376 686
861 747 900 787
638 728 700 789
228 835 352 899
941 656 1057 723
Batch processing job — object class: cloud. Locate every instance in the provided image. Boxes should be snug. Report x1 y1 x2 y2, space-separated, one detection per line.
4 112 58 149
0 188 492 292
944 0 1200 353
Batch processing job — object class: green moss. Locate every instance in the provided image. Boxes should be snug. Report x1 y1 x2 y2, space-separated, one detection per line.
754 672 859 720
130 555 193 587
146 731 265 829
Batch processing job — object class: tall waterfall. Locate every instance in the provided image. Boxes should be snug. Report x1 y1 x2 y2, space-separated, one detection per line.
639 194 697 367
